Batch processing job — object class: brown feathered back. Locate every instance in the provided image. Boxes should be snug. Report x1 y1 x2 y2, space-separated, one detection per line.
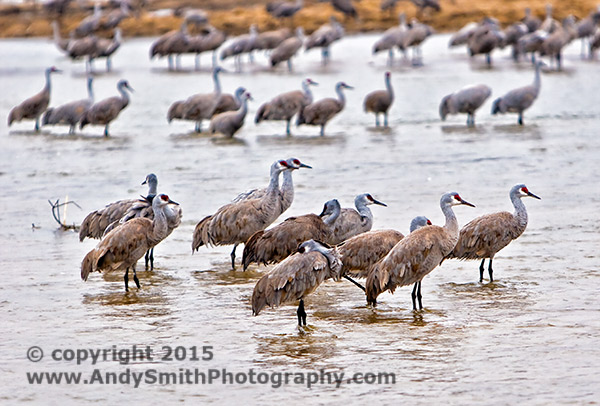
337 229 404 278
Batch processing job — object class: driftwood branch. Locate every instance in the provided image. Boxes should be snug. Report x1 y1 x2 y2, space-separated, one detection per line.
48 198 81 230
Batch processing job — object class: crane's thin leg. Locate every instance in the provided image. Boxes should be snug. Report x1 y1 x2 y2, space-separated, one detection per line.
384 113 389 128
195 54 200 71
297 299 307 326
145 250 150 269
387 49 393 67
149 247 154 270
69 124 75 134
486 53 491 66
320 125 325 137
106 57 112 72
212 51 217 68
556 53 562 71
35 118 40 132
286 119 291 136
124 268 130 292
132 265 141 289
479 259 485 282
518 113 523 126
287 59 292 72
230 244 238 270
411 282 423 310
488 258 494 282
343 275 365 292
416 281 423 310
375 114 380 127
168 55 173 71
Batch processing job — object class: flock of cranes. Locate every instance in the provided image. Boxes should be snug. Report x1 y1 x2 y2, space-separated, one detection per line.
76 157 540 325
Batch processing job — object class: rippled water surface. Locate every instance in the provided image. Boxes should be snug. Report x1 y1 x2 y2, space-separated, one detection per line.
1 34 599 404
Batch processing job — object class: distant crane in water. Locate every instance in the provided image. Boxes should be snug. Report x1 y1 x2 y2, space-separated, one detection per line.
305 16 344 65
42 75 94 134
364 71 394 127
252 239 343 326
366 192 475 310
297 81 353 136
8 66 61 132
492 61 543 125
439 84 492 127
255 78 318 135
208 90 252 138
447 184 540 282
150 21 189 71
81 194 179 292
80 79 133 136
269 27 304 72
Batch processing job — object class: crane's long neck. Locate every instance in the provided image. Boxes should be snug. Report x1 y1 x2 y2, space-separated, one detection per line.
335 85 346 108
355 199 373 224
511 193 528 228
213 69 222 95
385 74 394 99
147 180 158 197
52 22 62 44
44 69 53 94
266 166 282 196
313 245 341 277
302 81 314 104
117 83 130 104
280 170 294 209
533 62 542 92
441 202 459 237
323 203 341 226
150 203 169 243
234 96 249 120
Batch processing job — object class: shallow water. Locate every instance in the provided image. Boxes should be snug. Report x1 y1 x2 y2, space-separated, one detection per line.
1 34 599 404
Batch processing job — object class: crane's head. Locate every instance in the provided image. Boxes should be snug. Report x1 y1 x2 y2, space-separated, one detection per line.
142 173 158 186
156 194 179 206
304 78 318 86
512 184 541 200
357 193 387 207
286 158 312 170
337 82 354 90
48 66 62 74
442 192 475 208
410 216 432 233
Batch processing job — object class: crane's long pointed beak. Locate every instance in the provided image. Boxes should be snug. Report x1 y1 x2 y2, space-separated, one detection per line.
168 199 179 205
299 163 312 169
527 191 541 199
460 198 476 207
373 199 387 207
142 180 147 185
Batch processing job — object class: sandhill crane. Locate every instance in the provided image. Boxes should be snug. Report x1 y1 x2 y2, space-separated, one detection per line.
402 18 434 65
99 1 130 31
81 194 179 292
412 0 441 15
220 25 258 71
252 239 342 326
541 16 576 70
255 78 318 135
330 194 387 245
297 81 353 136
517 30 548 63
305 16 344 65
254 28 292 52
66 34 99 73
492 60 543 125
8 66 61 132
439 84 492 127
74 2 102 37
366 192 475 310
95 28 122 71
242 199 341 270
539 4 560 34
329 0 358 20
269 27 304 71
503 22 529 61
467 20 504 65
337 216 432 279
150 21 189 71
575 7 600 58
364 71 394 127
79 173 158 242
522 7 542 33
175 66 225 132
447 184 540 282
267 0 303 21
42 75 94 134
208 90 252 138
80 79 133 136
381 0 399 14
232 158 311 213
51 21 70 54
104 185 182 271
373 13 408 66
449 22 478 48
187 26 227 69
192 159 292 269
591 28 600 58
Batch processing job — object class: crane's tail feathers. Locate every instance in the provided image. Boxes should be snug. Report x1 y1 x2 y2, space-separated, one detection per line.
242 230 265 270
365 263 391 306
255 104 267 124
192 215 212 252
81 249 97 281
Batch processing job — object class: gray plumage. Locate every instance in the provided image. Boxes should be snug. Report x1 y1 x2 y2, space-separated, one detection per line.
373 13 408 65
99 2 130 30
541 16 577 70
522 7 541 33
251 239 342 326
270 28 304 72
329 193 387 245
192 160 292 269
8 66 61 132
449 22 478 47
255 78 317 135
330 0 357 19
439 84 492 127
492 61 543 125
447 184 540 282
267 0 303 18
364 71 394 127
186 26 226 70
81 194 178 292
95 28 122 72
337 216 431 279
177 66 225 132
242 199 341 270
219 25 258 71
402 18 434 65
297 81 353 136
254 28 293 51
150 21 189 71
539 4 560 34
74 3 102 37
517 30 548 63
208 90 252 138
467 20 504 65
79 173 158 242
42 75 94 134
80 79 133 136
51 20 70 54
305 16 344 65
366 192 475 309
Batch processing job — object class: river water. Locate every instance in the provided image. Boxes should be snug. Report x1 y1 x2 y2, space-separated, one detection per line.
1 33 599 404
